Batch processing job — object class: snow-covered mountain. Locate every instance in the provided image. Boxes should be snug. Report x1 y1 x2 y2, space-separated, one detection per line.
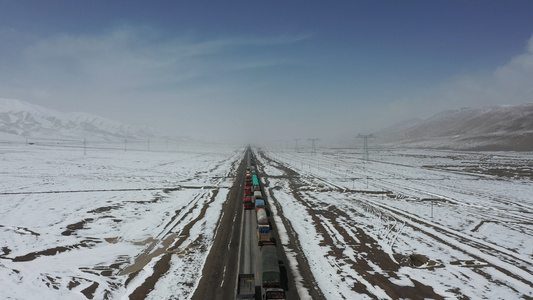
378 103 533 151
0 98 158 140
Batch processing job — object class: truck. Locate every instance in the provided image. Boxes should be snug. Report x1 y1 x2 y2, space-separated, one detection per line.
243 197 253 210
236 274 255 299
245 186 252 196
253 191 262 202
255 199 265 210
257 208 268 226
264 288 286 300
257 224 271 245
261 244 281 288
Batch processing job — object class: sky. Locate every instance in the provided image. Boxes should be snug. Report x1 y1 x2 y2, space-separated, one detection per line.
1 1 533 143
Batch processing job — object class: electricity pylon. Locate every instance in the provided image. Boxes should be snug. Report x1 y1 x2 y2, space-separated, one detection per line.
308 138 319 154
357 134 375 161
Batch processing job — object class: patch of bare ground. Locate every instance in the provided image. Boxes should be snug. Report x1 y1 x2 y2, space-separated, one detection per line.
0 224 40 236
61 218 94 236
81 281 99 299
87 205 121 214
470 220 497 232
12 238 102 262
126 188 220 299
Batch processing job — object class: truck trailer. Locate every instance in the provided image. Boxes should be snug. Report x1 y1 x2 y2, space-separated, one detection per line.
255 199 265 210
236 274 255 299
257 208 268 226
243 197 253 210
261 244 281 288
253 191 263 201
257 224 271 246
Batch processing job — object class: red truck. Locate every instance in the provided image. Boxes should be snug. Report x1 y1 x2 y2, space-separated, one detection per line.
243 197 253 210
244 186 252 196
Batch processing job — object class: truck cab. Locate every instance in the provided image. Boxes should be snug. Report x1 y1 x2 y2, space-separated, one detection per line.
263 288 286 300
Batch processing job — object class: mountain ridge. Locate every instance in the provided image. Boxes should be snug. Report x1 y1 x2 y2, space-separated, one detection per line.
0 98 158 140
378 103 533 151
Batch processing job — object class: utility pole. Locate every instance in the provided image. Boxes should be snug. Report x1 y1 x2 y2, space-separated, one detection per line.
357 134 375 161
308 138 319 154
294 138 300 153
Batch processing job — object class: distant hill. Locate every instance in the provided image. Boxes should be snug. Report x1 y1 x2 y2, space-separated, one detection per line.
0 98 158 141
377 104 533 151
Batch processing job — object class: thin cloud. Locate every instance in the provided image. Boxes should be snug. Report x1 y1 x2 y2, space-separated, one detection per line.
0 25 311 138
1 25 307 107
379 35 533 127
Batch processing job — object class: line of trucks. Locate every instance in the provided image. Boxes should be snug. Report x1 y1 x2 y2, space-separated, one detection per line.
236 152 286 300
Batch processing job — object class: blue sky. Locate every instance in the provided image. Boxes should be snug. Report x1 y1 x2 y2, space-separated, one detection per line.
1 1 533 142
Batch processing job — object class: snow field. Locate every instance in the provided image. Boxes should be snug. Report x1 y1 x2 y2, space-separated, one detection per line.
0 143 244 299
259 147 533 299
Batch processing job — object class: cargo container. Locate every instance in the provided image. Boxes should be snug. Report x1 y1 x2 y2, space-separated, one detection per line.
245 186 252 196
261 245 280 288
236 274 255 299
243 197 253 210
257 208 268 226
257 224 271 245
255 199 265 210
253 191 262 201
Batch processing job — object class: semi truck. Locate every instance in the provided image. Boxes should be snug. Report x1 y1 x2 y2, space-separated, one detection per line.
236 274 255 299
255 199 265 210
264 288 286 300
245 186 252 196
252 175 259 186
257 224 271 246
253 191 263 201
261 244 281 288
257 208 268 226
243 197 253 210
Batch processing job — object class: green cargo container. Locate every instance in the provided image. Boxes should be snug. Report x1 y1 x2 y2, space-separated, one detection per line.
252 175 259 187
261 245 280 288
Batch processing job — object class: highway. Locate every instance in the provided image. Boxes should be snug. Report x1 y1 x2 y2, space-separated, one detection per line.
192 151 297 300
237 207 261 299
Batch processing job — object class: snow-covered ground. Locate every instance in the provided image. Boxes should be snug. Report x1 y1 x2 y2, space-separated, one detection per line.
2 141 532 299
257 147 533 299
0 142 243 299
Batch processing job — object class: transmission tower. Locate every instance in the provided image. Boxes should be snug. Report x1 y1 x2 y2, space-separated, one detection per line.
357 134 375 161
308 138 319 154
294 138 301 153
